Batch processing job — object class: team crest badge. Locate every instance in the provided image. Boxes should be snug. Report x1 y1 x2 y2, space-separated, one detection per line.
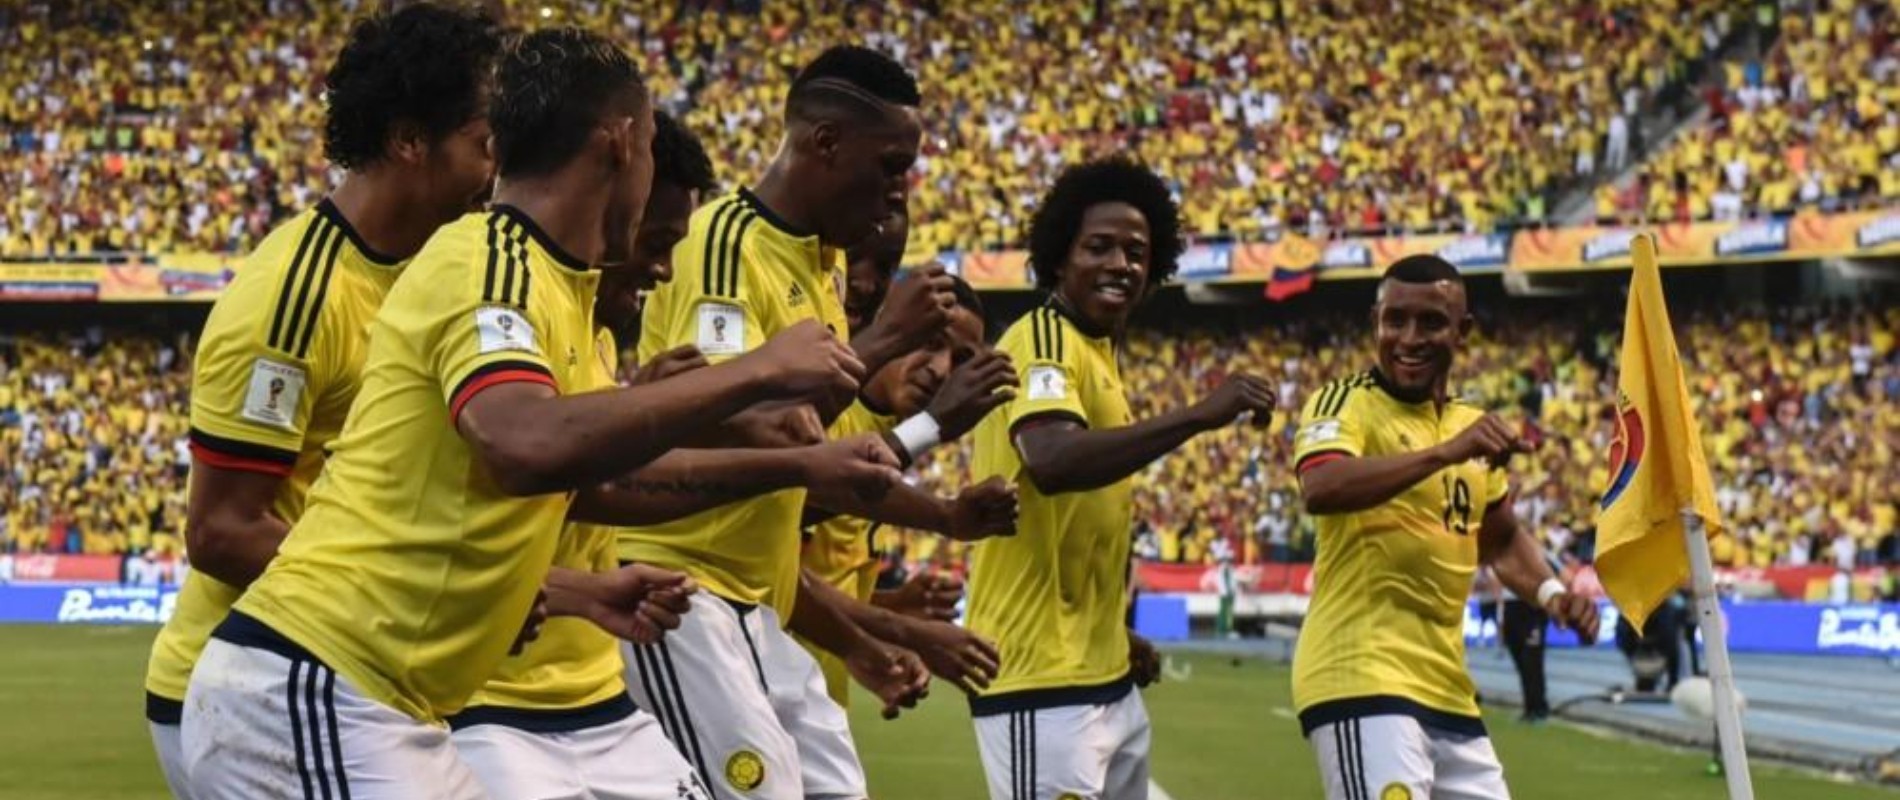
1057 794 1084 800
1380 783 1412 800
1599 391 1645 510
725 750 765 791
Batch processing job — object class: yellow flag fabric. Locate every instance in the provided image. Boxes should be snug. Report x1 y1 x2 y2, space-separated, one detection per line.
1594 233 1724 631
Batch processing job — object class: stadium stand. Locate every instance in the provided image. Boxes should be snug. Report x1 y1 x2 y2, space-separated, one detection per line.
1601 0 1899 222
1 0 1747 258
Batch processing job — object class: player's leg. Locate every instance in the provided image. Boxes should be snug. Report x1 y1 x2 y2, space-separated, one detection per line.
622 592 802 800
757 622 866 800
148 721 196 799
1426 728 1511 800
451 723 586 799
183 637 485 800
1101 691 1154 800
974 704 1111 800
1306 715 1434 800
568 709 714 800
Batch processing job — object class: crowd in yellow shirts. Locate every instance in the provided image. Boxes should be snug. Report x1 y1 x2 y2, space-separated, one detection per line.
0 330 194 559
1 0 1740 259
886 303 1900 574
1598 0 1899 223
1 305 1894 579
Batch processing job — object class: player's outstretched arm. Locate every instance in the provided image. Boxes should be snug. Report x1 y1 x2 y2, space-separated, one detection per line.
184 466 291 588
799 569 999 698
808 476 1019 542
1301 412 1528 515
1015 374 1275 495
1479 499 1600 644
459 321 861 496
542 563 696 645
569 437 902 526
789 571 932 719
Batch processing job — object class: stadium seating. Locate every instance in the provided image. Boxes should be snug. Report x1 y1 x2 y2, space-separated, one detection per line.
1 0 1742 258
1601 0 1899 222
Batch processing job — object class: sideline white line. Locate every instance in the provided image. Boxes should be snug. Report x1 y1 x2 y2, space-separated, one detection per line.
1149 778 1179 800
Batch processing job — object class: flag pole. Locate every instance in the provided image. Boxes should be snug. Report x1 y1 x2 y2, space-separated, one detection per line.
1682 508 1755 799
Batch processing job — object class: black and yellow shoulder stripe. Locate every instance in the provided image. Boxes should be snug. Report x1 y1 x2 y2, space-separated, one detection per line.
1029 307 1066 362
267 211 346 360
1312 371 1375 418
699 195 755 300
482 211 533 310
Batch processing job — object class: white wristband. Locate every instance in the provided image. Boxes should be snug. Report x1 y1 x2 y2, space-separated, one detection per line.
1535 577 1567 607
891 413 942 460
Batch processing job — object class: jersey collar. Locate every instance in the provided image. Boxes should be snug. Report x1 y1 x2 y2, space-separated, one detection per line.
316 198 403 267
491 204 593 273
1368 367 1447 408
1045 295 1114 341
738 187 816 240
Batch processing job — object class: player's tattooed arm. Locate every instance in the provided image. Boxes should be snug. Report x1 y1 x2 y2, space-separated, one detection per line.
184 465 292 589
1015 374 1274 495
568 437 901 526
1301 412 1528 515
807 476 1018 542
459 321 861 496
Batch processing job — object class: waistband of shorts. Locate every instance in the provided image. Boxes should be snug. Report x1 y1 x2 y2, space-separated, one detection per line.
1297 695 1486 738
145 691 183 725
968 674 1134 717
445 693 637 733
210 610 323 664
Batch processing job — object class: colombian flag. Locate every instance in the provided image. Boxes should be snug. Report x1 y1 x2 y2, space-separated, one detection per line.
1263 263 1315 301
1594 233 1724 630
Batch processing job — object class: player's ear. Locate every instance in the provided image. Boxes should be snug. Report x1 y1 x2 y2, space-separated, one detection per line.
388 119 428 166
605 116 635 171
810 119 843 165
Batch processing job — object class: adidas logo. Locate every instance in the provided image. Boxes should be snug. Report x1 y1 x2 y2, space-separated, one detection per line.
787 283 807 307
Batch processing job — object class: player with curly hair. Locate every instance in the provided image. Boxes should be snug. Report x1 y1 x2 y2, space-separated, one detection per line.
964 158 1278 800
141 4 502 795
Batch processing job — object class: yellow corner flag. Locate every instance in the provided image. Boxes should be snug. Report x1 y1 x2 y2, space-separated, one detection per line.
1594 233 1724 631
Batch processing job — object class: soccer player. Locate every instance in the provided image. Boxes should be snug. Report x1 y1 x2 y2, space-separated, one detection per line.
965 158 1277 800
180 29 894 800
143 5 502 796
1290 254 1600 800
842 205 909 333
446 110 719 800
619 45 959 800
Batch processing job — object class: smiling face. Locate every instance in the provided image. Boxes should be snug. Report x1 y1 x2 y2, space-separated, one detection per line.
1372 277 1470 401
595 179 696 340
1054 202 1151 333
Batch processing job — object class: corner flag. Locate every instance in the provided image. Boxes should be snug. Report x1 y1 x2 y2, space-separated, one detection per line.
1593 233 1724 631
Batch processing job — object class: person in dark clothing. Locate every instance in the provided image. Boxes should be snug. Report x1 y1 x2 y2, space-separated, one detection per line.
1501 592 1551 720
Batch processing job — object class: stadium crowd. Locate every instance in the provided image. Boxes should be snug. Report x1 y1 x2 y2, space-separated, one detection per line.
2 304 1896 577
1 0 1744 260
1601 0 1900 222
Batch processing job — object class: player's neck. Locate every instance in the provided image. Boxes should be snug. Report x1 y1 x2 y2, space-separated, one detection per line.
328 173 440 262
749 162 824 241
491 176 607 268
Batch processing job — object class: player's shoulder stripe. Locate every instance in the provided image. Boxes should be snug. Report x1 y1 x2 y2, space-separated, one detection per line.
482 211 532 311
1314 371 1373 418
719 204 758 300
266 211 343 357
1032 307 1066 362
697 196 751 299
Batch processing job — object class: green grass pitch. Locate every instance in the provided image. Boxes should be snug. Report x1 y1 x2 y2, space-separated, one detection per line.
0 625 1883 798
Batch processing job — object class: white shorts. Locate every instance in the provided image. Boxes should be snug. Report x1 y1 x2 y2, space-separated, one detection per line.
182 631 484 800
757 622 866 799
149 720 196 799
972 688 1152 800
451 702 711 800
1307 715 1509 800
622 593 801 800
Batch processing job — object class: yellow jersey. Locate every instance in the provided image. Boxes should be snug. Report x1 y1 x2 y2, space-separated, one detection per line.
797 401 897 705
228 206 601 722
966 304 1135 715
1290 370 1509 736
451 327 631 728
617 189 849 614
145 200 403 713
